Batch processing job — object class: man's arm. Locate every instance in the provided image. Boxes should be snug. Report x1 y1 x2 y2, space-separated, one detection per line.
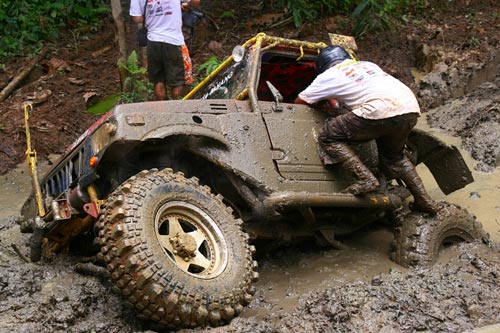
131 16 143 23
294 96 310 105
130 0 145 23
295 96 341 117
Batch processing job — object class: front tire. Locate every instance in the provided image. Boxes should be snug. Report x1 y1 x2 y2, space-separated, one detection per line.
96 168 258 328
390 202 489 268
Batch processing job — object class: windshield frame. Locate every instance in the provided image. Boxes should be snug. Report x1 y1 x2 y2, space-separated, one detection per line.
184 33 328 113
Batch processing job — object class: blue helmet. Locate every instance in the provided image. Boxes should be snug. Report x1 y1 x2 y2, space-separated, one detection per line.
315 45 352 73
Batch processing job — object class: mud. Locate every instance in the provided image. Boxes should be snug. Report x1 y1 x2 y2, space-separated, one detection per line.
0 216 141 333
177 242 500 333
1 2 500 332
1 212 499 332
426 73 500 172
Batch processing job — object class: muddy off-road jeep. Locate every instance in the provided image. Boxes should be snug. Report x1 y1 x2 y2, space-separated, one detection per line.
21 33 487 328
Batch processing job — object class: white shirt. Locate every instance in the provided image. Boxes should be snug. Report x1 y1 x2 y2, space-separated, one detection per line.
298 60 420 119
130 0 184 45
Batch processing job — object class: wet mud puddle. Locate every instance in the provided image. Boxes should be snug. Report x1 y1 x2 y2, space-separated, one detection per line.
243 227 404 319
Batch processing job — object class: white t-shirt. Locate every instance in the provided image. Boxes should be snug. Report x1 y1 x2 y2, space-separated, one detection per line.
130 0 184 46
298 60 420 119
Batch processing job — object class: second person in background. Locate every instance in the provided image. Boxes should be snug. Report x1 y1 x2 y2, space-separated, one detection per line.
130 0 201 100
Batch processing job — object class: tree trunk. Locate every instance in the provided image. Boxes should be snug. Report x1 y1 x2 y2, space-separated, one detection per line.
111 0 128 90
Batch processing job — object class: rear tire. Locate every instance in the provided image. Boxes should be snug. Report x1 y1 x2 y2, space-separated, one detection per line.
390 202 489 268
96 168 258 328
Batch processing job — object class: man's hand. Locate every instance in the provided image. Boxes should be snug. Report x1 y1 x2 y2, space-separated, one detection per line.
295 96 340 117
317 98 340 117
181 0 200 11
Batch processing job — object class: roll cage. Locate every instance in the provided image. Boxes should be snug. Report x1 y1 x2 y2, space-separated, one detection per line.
184 33 331 111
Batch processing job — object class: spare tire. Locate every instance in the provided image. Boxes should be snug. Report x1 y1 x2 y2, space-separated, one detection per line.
390 202 489 268
96 168 258 328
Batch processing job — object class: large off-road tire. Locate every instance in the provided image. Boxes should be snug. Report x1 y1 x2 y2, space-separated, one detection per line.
96 168 258 328
390 202 489 268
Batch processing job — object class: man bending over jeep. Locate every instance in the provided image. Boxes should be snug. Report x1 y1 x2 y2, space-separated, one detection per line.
294 46 440 215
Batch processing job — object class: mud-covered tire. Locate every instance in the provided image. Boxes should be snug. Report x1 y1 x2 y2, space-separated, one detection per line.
96 168 258 328
390 202 489 268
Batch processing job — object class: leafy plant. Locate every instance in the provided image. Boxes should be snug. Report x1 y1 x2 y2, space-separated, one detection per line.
198 56 222 76
351 0 428 38
275 0 344 27
469 36 480 48
286 0 318 27
118 51 153 103
0 0 109 61
351 0 391 38
87 95 120 115
220 11 235 19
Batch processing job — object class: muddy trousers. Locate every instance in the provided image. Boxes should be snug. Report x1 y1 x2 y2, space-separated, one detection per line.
382 156 440 215
322 141 379 195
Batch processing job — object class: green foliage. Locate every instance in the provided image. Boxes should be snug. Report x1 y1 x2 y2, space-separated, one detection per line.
469 36 480 48
276 0 347 27
220 11 235 19
351 0 428 38
87 95 120 115
273 0 428 37
198 56 222 76
286 0 317 27
0 0 109 61
351 0 391 38
119 51 153 103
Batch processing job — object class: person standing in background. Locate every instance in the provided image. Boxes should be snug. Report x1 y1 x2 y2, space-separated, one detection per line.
130 0 200 100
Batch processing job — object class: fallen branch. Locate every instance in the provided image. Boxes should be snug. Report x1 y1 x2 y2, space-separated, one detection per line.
0 44 50 103
74 262 110 278
91 45 113 58
204 14 220 31
10 244 30 263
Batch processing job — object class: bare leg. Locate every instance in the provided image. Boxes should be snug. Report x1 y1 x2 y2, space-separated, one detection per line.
171 85 188 100
154 82 167 100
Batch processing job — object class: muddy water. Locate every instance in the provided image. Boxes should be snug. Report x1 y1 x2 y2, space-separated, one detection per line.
0 163 34 219
415 118 500 243
243 227 404 319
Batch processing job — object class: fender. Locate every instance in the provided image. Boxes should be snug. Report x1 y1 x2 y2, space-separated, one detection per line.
140 123 231 147
408 128 473 195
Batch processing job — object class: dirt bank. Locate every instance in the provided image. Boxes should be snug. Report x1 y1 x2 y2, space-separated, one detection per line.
426 63 500 172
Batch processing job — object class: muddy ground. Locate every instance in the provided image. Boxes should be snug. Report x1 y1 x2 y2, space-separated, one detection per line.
1 214 499 333
1 0 499 332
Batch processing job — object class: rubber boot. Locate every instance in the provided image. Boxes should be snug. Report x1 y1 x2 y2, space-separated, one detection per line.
323 142 379 195
387 156 440 215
